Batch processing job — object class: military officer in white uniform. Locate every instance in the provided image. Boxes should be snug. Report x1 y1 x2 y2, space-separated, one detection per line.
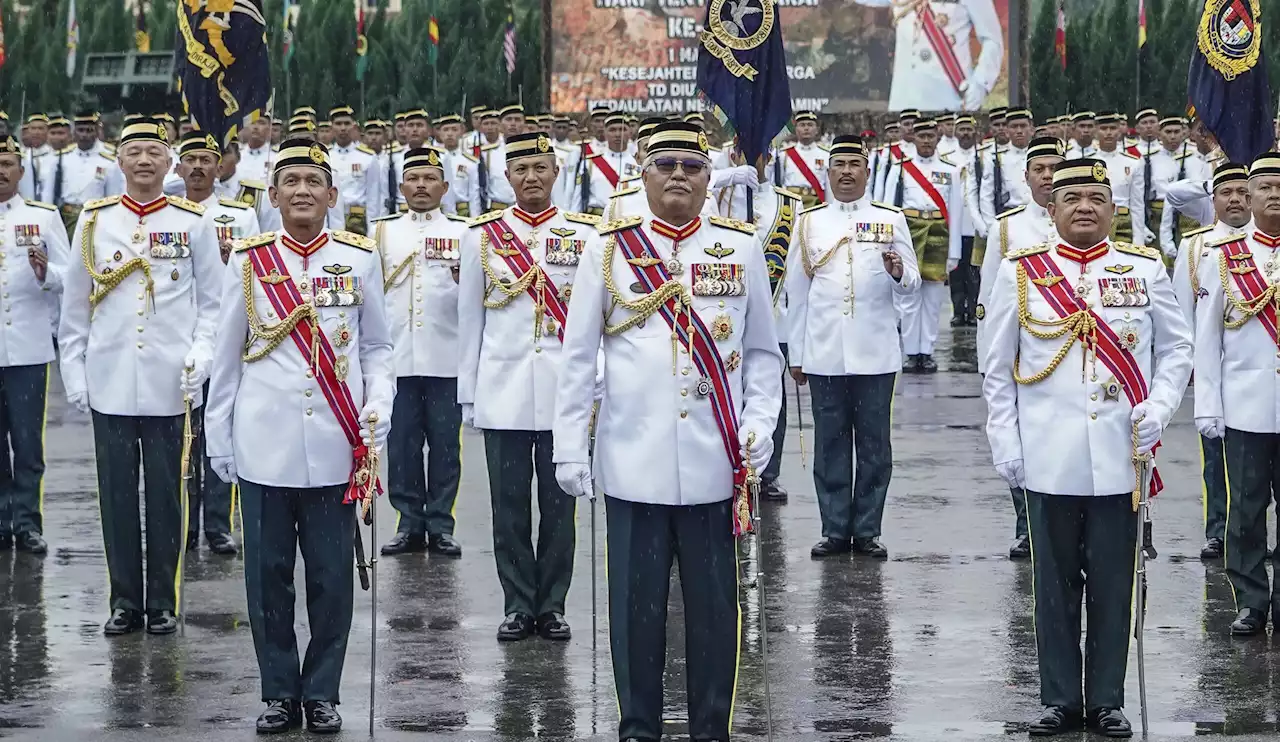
467 109 517 216
432 113 474 217
18 114 53 203
779 110 830 209
1171 162 1249 563
374 147 468 559
983 159 1192 737
786 135 922 558
1149 117 1198 258
1194 153 1280 637
946 114 982 324
236 116 275 184
458 132 598 642
1092 112 1149 245
975 136 1063 558
554 119 783 742
59 119 223 637
43 112 125 233
205 140 394 735
0 136 70 554
979 108 1033 229
883 119 963 372
1065 111 1098 158
327 105 385 235
570 113 640 216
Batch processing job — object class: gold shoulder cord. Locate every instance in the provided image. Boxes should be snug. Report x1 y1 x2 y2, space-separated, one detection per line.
1000 216 1009 257
82 212 154 313
1187 234 1203 296
383 253 415 290
239 258 321 369
1012 261 1099 384
601 234 690 374
798 213 842 279
1218 250 1279 329
479 230 550 342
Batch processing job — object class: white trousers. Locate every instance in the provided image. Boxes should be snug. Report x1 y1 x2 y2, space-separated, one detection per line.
902 281 948 355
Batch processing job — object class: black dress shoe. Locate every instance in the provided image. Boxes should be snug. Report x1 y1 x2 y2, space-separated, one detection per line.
852 537 889 559
537 612 572 640
902 354 920 373
427 533 462 557
1008 535 1031 559
1231 607 1266 636
103 608 144 636
15 531 46 554
1029 706 1083 736
304 700 342 734
950 315 964 327
381 531 427 555
810 538 852 557
918 354 938 373
185 532 199 551
206 532 238 555
255 699 301 734
1088 707 1133 738
762 479 789 502
1200 537 1224 559
497 613 535 642
147 610 179 635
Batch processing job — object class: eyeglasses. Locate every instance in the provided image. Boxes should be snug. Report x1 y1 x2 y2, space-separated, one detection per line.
651 157 707 175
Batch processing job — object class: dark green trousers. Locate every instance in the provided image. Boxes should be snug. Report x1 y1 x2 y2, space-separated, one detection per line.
1224 428 1280 613
0 364 48 537
1011 486 1028 538
240 480 353 702
606 496 738 741
91 412 185 615
1026 491 1136 711
809 373 895 540
187 382 233 538
482 429 575 617
1202 434 1227 543
388 376 462 537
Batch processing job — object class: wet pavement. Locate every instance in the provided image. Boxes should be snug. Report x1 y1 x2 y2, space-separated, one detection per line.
4 325 1280 741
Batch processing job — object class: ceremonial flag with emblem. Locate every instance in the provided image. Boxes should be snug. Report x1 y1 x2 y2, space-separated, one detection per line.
1187 0 1273 164
355 0 368 81
503 7 516 75
177 0 272 148
282 0 299 67
135 1 151 53
1138 0 1147 47
428 10 439 66
696 0 792 169
1054 0 1067 69
65 0 77 78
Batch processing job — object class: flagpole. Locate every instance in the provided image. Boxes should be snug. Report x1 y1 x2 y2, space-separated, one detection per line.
1134 0 1142 111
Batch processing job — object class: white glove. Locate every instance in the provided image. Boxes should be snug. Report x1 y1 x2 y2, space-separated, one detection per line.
359 404 390 449
1195 416 1225 439
995 459 1025 488
461 403 475 428
739 426 774 473
1131 402 1163 454
1143 227 1157 245
181 351 209 397
210 456 237 484
946 257 960 273
67 390 89 414
555 462 595 499
730 165 760 190
959 79 987 110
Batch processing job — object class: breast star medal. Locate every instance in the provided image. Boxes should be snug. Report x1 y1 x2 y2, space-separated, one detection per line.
711 313 733 341
334 355 350 382
1103 375 1123 402
334 322 353 348
666 257 684 276
694 377 713 398
1118 323 1139 351
725 350 742 372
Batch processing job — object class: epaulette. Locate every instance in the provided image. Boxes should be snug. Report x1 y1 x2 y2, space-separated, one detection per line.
98 151 117 162
779 142 796 151
166 195 206 215
468 211 505 228
57 144 76 155
446 214 469 222
356 143 376 156
565 212 602 226
598 216 644 235
388 142 404 153
1006 243 1051 260
1207 234 1246 248
619 174 641 184
774 186 804 201
332 230 376 251
102 142 116 152
871 201 903 212
708 215 755 235
977 141 993 151
1181 224 1214 239
83 196 121 212
995 205 1026 220
610 186 641 199
239 179 266 191
585 152 602 160
819 144 831 152
481 142 501 152
217 197 251 210
1174 150 1195 161
371 213 401 223
234 232 276 252
938 153 954 166
23 199 56 211
1113 241 1160 260
801 202 829 214
459 151 478 163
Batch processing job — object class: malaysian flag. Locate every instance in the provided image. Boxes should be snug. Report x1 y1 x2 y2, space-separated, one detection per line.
503 8 516 76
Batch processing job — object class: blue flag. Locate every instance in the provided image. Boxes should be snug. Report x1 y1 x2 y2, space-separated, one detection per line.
696 0 792 168
1187 0 1273 164
177 0 272 147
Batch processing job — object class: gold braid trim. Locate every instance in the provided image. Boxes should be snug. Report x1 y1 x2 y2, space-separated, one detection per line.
797 213 842 279
239 258 321 368
383 253 415 290
479 230 549 342
601 233 696 373
81 212 154 313
1187 234 1205 297
1012 262 1099 384
1218 250 1279 330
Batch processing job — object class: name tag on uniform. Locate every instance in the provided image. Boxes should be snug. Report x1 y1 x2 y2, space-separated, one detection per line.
424 237 460 261
95 167 107 180
815 159 825 168
13 225 42 249
855 222 893 243
149 232 191 259
1098 277 1149 307
930 172 953 186
692 263 746 297
312 275 364 307
545 237 585 266
351 163 363 174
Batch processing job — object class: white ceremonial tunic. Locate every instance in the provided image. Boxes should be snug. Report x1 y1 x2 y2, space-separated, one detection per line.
457 206 599 431
19 145 53 202
1095 147 1149 243
572 149 640 213
1172 221 1248 332
983 240 1193 495
882 151 964 264
198 194 261 255
0 196 70 366
237 144 275 184
975 200 1056 373
552 212 784 505
41 143 124 207
1163 178 1214 227
205 229 395 488
978 144 1029 228
778 142 829 199
376 208 468 378
59 194 222 415
467 143 517 216
329 142 386 231
786 197 922 375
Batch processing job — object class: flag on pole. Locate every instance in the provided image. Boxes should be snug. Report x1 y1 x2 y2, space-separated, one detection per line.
1187 0 1273 163
283 0 299 67
428 12 440 66
65 0 78 78
1137 0 1147 47
178 0 272 146
355 0 368 81
135 1 151 53
1054 0 1067 70
503 8 516 76
0 2 7 70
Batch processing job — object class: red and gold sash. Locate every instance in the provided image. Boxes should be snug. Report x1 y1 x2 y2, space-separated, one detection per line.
900 159 949 221
917 1 965 96
479 215 569 342
591 154 621 189
1220 237 1280 344
784 147 825 202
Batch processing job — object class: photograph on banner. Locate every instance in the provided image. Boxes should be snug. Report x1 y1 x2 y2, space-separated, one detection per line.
549 0 1011 114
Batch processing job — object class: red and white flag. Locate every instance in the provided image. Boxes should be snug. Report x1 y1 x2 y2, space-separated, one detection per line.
503 9 516 75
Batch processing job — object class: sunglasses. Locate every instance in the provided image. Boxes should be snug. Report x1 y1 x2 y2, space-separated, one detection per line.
651 157 708 175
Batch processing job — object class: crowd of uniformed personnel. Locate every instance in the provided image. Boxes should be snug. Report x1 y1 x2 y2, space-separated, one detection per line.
0 98 1276 739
